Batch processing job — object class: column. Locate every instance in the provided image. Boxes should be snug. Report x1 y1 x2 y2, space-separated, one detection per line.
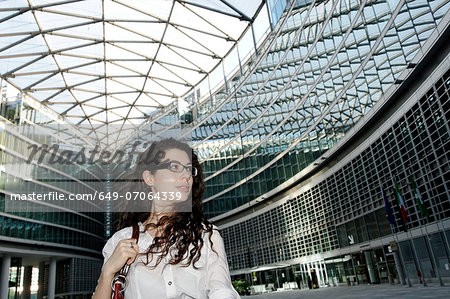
275 268 280 290
22 265 33 299
306 263 311 289
364 251 377 284
47 258 56 299
318 261 325 285
392 251 405 284
37 262 45 299
314 261 322 285
317 261 323 286
300 264 306 288
323 261 329 285
0 255 11 299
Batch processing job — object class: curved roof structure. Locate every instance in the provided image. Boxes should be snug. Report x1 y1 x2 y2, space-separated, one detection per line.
3 0 448 220
0 0 264 129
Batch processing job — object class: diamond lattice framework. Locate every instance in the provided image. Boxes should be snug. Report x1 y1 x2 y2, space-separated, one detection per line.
0 0 264 146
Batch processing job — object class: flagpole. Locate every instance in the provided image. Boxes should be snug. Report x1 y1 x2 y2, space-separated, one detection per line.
391 226 412 287
419 218 444 286
394 175 427 287
415 160 447 286
404 219 427 287
407 165 443 286
419 158 450 254
381 184 411 287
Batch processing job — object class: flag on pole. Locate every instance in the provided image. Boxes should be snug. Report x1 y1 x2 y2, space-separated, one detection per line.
409 174 430 221
382 186 396 225
394 178 408 224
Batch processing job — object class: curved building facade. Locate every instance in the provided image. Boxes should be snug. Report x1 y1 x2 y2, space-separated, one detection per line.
188 0 450 290
0 96 106 298
222 50 450 288
0 0 449 297
194 0 449 219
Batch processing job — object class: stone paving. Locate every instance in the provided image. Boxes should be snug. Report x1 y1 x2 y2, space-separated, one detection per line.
242 284 450 298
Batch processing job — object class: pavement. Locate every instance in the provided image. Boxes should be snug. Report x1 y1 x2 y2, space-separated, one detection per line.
242 284 450 298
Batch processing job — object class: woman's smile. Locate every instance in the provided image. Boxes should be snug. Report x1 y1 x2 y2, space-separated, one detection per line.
176 184 190 193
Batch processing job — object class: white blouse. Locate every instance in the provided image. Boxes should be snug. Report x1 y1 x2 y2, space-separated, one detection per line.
102 222 240 299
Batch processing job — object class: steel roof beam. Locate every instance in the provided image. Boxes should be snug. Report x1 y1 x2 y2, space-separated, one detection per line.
176 0 250 22
219 0 252 22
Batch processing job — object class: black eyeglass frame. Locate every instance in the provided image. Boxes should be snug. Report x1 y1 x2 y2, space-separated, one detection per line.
155 160 198 177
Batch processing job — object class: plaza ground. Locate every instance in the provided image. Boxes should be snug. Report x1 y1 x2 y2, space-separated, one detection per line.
242 284 450 298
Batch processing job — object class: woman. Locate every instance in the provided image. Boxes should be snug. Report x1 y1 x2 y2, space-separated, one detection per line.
93 138 240 299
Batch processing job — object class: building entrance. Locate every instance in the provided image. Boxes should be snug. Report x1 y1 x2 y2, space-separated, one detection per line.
324 247 398 286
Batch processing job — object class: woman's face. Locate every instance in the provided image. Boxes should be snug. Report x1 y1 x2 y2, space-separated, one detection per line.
143 148 193 211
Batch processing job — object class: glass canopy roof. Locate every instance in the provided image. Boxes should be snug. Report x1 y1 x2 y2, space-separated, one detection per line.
0 0 264 131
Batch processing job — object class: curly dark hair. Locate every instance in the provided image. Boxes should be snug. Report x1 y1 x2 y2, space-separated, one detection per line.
116 138 215 269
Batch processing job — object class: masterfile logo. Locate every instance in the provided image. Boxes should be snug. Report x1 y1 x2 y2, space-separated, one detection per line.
26 141 145 166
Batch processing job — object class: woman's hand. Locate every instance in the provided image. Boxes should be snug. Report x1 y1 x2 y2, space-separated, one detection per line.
102 238 139 277
92 239 139 299
92 238 139 299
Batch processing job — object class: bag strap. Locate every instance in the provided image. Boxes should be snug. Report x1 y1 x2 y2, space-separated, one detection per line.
131 223 140 240
112 224 140 299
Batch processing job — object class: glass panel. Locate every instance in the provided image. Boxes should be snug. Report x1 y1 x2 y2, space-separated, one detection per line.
429 232 450 278
355 217 369 242
365 212 380 240
413 237 434 279
375 208 392 237
399 240 419 283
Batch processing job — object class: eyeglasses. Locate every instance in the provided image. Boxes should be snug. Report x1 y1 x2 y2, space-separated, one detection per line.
158 161 198 177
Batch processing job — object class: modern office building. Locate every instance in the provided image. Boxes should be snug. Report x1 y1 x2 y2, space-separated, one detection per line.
1 86 107 298
1 0 449 298
199 0 450 290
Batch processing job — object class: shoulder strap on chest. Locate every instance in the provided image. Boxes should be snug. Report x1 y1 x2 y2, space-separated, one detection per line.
131 223 139 242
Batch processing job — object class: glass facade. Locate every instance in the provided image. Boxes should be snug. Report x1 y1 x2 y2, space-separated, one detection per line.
0 102 105 250
1 92 105 298
186 0 450 218
221 65 450 285
0 1 271 297
0 0 449 297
